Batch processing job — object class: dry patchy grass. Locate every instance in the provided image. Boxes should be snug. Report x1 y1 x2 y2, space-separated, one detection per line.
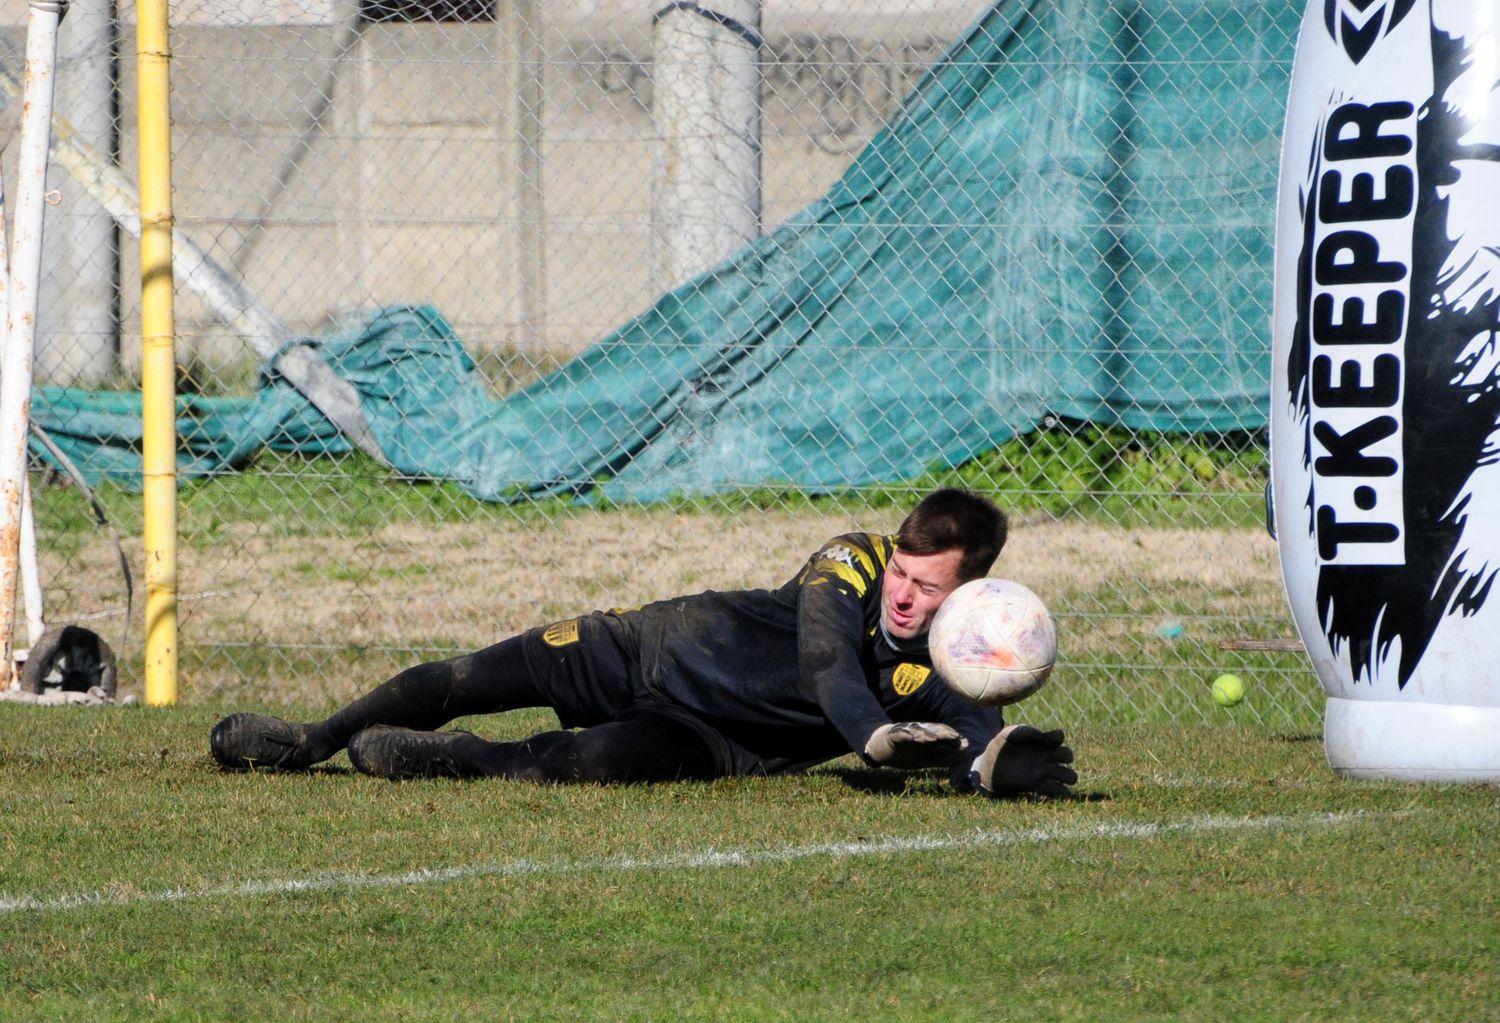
37 506 1286 680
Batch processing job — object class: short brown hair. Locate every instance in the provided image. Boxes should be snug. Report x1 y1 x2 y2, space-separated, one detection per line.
895 488 1007 581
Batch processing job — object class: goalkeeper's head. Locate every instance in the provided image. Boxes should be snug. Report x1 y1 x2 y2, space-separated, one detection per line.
896 488 1008 582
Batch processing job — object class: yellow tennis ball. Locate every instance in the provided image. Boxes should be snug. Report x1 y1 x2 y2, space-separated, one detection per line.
1212 673 1245 707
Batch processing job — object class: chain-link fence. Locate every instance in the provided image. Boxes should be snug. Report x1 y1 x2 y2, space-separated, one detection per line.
13 0 1315 727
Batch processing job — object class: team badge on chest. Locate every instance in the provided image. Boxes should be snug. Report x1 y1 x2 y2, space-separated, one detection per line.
892 663 930 696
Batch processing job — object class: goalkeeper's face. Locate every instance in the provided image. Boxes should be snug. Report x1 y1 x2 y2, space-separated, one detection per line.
881 547 964 640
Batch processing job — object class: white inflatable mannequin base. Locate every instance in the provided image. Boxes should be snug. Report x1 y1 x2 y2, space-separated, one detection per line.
1324 698 1500 782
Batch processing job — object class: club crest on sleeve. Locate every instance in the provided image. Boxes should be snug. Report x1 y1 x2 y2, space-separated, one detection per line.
1323 0 1416 64
892 663 930 696
542 619 581 647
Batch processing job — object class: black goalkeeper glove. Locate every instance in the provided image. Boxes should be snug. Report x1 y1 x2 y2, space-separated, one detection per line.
970 725 1077 798
863 721 970 770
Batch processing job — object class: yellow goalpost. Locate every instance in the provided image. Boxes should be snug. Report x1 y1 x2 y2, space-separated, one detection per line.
136 0 177 706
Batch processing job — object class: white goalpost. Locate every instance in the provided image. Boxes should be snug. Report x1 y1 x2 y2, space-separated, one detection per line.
0 0 68 690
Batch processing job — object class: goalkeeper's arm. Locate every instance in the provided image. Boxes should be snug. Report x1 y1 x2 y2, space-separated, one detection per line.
863 721 970 770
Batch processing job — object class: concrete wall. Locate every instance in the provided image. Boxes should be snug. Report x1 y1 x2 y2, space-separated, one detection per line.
1 0 980 386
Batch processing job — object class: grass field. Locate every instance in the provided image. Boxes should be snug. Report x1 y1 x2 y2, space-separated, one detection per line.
11 440 1492 1019
2 704 1495 1022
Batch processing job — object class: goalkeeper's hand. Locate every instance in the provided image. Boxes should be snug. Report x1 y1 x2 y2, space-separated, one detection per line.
864 721 970 770
970 725 1076 798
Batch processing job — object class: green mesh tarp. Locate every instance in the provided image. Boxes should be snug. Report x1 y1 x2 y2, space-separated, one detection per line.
31 0 1295 503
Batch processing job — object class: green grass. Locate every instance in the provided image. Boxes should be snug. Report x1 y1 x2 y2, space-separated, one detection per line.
621 422 1269 529
32 422 1268 550
29 452 554 548
1 706 1494 1022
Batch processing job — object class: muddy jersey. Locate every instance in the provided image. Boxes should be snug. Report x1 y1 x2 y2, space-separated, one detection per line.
604 531 1003 771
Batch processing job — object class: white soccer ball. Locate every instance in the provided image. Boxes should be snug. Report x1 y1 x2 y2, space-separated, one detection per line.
928 578 1057 706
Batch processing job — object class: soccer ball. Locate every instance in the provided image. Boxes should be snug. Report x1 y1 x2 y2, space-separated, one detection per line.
928 578 1056 706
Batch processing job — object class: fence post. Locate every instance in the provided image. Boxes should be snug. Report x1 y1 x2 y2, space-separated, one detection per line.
40 0 117 387
498 0 546 351
650 0 762 294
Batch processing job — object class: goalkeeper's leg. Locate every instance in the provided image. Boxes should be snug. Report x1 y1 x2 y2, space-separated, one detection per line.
211 636 542 770
346 704 725 783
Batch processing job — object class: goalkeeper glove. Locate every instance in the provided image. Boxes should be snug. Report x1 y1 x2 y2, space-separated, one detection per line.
970 725 1076 798
864 721 970 770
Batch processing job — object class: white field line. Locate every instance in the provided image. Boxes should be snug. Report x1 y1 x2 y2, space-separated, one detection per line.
1092 773 1339 790
0 809 1396 916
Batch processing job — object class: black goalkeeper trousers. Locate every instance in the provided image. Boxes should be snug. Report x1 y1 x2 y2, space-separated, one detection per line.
304 634 723 784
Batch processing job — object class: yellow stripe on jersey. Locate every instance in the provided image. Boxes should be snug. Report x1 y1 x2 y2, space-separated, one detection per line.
820 560 867 594
848 538 876 579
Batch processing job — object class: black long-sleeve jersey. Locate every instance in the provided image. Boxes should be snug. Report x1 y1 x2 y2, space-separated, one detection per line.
605 531 1003 774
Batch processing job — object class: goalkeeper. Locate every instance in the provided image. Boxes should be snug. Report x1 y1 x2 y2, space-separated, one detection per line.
210 488 1076 798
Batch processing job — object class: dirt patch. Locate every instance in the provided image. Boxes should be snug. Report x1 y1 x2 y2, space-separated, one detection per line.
37 508 1285 670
